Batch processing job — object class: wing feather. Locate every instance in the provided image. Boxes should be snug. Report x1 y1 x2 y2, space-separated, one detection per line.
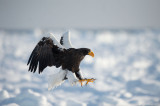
33 55 38 73
27 37 64 74
27 46 38 65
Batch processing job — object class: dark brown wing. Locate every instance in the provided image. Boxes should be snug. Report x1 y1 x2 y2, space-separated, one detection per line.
27 37 63 74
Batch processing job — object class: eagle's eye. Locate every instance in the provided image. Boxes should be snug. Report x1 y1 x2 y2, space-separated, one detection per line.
83 49 90 55
79 48 94 57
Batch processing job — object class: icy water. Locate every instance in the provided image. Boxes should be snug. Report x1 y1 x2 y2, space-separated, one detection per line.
0 29 160 106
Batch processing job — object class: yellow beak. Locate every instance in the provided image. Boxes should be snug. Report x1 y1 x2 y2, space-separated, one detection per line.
88 51 94 57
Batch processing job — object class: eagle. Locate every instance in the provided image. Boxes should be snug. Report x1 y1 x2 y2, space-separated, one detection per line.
27 31 95 90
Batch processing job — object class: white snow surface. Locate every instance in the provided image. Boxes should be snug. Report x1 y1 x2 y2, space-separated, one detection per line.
0 29 160 106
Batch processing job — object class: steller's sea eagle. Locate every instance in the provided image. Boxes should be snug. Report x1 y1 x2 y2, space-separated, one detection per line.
27 31 95 90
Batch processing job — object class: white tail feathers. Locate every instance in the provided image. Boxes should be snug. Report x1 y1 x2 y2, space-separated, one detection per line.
48 69 67 90
48 69 80 90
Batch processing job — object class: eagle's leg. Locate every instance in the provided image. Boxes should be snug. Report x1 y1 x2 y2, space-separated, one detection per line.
75 71 96 86
75 71 83 80
75 71 84 86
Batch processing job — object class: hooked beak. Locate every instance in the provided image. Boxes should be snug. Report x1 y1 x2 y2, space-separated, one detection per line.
88 51 94 57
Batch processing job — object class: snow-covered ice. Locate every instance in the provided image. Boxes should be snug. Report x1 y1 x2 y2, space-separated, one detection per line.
0 29 160 106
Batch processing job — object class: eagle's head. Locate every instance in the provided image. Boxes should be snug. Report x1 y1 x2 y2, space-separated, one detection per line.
79 48 94 57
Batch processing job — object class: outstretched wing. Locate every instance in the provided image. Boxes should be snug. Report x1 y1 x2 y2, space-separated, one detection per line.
60 31 73 49
27 36 64 74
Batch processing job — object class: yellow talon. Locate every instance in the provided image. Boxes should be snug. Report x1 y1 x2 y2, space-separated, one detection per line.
79 79 86 86
86 81 89 85
85 78 96 85
79 78 96 86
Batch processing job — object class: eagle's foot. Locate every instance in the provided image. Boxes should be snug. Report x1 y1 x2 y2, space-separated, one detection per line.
78 79 86 86
78 78 96 86
85 78 96 85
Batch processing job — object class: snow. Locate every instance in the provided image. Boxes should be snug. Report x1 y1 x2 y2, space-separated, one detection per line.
0 29 160 106
3 103 19 106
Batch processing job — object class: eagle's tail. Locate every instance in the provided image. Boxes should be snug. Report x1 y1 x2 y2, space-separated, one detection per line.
48 69 67 90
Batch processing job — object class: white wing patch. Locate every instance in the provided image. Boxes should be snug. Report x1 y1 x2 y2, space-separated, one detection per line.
60 31 73 49
49 33 65 49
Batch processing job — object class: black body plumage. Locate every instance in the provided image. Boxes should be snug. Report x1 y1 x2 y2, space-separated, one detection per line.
27 37 91 74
